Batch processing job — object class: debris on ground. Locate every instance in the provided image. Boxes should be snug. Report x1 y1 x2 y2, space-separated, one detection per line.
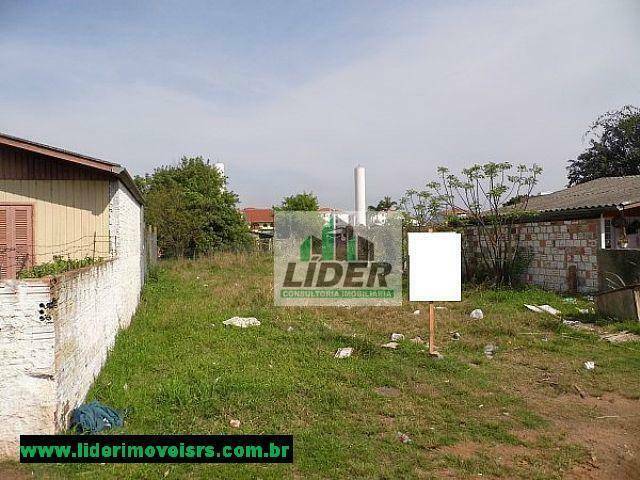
524 304 561 315
470 309 484 319
70 401 124 433
397 432 412 444
484 343 498 358
390 333 405 341
435 306 448 310
524 304 544 313
577 308 593 314
562 320 640 343
574 384 588 398
287 326 294 332
413 309 420 315
334 347 353 358
563 297 577 304
429 351 444 360
223 317 261 328
584 361 595 370
451 331 461 340
563 319 596 331
538 305 561 316
382 341 399 349
229 419 241 428
601 331 640 343
410 336 425 344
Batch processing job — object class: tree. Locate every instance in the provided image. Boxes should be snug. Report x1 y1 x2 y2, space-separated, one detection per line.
276 192 319 211
415 162 542 286
567 105 640 186
139 157 252 257
369 196 398 211
399 189 442 227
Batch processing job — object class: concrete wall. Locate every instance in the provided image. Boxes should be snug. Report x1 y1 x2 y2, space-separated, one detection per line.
464 218 600 293
0 180 144 457
0 280 56 457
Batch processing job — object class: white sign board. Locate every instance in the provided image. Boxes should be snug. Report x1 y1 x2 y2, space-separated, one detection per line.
408 232 461 302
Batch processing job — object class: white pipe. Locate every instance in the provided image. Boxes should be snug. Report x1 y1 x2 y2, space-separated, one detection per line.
354 165 366 226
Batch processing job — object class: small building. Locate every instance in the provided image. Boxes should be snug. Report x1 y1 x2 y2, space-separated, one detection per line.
465 176 640 294
0 133 151 457
0 132 144 278
242 208 274 235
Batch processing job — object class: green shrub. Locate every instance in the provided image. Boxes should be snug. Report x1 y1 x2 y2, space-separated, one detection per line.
18 256 104 279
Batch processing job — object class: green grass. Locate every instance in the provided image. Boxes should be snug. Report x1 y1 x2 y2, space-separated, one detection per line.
18 254 640 479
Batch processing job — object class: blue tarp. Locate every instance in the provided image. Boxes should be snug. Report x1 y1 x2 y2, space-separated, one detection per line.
70 401 124 434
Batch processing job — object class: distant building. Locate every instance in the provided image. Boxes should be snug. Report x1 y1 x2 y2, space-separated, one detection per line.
242 208 274 236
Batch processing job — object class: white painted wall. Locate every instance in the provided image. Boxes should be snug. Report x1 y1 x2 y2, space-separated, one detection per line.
0 280 55 457
0 180 145 457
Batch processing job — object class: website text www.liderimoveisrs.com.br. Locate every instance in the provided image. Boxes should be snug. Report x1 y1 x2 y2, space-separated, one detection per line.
20 435 293 463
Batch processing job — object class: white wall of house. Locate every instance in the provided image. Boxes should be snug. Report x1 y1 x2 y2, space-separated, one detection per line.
0 180 145 457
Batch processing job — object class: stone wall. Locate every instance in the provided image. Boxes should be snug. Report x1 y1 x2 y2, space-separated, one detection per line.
464 218 600 293
0 181 144 457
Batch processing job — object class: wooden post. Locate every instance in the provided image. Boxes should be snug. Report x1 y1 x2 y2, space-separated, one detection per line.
427 226 437 356
429 301 436 354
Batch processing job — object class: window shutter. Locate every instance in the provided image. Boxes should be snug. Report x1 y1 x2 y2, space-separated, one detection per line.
13 206 33 276
0 205 33 279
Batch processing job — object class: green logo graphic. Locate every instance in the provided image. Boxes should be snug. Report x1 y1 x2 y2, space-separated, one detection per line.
274 211 402 306
299 216 374 262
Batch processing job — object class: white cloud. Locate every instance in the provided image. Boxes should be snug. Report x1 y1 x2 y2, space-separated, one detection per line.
1 0 638 208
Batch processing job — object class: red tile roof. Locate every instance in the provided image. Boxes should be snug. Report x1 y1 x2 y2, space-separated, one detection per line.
243 208 274 224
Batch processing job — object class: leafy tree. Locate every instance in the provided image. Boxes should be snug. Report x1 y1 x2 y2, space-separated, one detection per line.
567 105 640 186
369 196 398 211
138 157 252 257
408 162 542 286
276 192 319 211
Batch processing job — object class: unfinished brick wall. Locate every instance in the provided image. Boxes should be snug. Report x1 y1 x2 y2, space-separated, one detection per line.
464 218 600 293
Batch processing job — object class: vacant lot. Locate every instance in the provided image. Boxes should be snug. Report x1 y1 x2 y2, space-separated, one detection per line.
10 253 640 479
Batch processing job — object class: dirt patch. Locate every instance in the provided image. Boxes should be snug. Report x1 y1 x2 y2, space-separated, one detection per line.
559 393 640 480
515 382 640 479
374 386 400 397
439 440 540 470
0 464 33 480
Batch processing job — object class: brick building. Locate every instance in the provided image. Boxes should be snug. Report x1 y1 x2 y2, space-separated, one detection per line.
464 176 640 293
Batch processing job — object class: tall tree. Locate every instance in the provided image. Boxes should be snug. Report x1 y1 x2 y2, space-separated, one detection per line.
276 192 319 211
138 157 252 257
369 196 398 211
567 105 640 186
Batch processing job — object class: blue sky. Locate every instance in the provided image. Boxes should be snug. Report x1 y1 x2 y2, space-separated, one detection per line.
1 0 639 208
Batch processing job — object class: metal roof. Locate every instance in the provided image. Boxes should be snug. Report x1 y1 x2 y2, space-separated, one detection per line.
523 176 640 214
0 132 144 204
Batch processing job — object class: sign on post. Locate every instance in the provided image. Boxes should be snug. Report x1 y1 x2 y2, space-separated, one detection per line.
408 232 461 302
408 232 462 355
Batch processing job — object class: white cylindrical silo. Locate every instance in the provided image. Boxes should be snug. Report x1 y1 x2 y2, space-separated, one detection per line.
354 165 366 226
